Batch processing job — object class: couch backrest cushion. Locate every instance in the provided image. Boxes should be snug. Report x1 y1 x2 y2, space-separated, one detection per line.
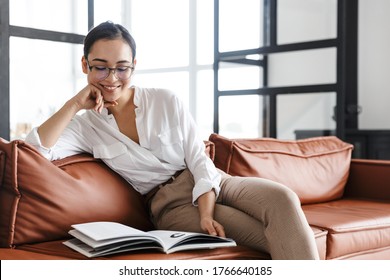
209 134 354 204
0 138 154 248
0 150 4 191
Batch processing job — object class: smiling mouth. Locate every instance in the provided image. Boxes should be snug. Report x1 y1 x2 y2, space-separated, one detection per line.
101 85 120 91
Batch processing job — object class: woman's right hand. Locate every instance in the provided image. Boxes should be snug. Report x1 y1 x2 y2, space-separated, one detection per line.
36 84 117 148
71 84 118 113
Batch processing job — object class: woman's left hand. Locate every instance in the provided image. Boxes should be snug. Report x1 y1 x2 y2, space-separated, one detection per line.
200 216 226 237
198 190 226 237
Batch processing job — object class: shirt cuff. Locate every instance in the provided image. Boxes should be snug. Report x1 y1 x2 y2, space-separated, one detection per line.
25 127 52 159
192 177 221 206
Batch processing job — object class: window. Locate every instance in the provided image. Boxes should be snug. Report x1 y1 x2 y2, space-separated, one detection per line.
3 0 86 140
2 0 216 140
10 0 88 34
10 38 83 139
93 0 215 140
1 0 355 142
214 0 348 140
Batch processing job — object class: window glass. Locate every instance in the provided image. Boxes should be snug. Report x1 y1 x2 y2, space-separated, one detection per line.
10 0 88 34
197 0 214 65
219 0 263 52
218 62 262 91
277 92 336 140
268 48 337 87
132 72 189 105
10 37 83 140
130 0 189 69
94 0 124 26
277 0 337 44
196 69 214 139
219 95 263 138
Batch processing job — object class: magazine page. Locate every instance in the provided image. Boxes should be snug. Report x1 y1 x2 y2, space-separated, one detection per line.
68 229 159 249
63 238 162 258
64 222 237 257
148 230 236 253
71 222 149 241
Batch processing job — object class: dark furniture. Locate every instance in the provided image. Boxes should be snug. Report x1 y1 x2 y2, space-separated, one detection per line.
295 129 390 160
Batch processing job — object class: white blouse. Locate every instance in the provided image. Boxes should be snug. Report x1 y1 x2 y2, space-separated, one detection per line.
25 86 221 204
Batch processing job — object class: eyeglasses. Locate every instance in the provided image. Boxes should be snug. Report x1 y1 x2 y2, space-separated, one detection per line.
87 61 134 81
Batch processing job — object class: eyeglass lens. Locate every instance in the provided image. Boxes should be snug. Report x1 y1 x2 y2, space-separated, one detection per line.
92 67 132 80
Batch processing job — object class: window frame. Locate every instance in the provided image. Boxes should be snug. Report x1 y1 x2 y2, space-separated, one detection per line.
0 0 93 140
213 0 358 140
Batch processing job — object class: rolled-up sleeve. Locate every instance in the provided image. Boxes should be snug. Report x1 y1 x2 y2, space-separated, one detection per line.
25 127 54 160
25 117 92 161
174 97 221 205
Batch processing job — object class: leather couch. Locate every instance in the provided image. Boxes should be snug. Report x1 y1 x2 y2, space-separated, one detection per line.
1 134 390 260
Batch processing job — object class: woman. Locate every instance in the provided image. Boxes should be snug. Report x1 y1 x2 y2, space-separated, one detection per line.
26 21 319 260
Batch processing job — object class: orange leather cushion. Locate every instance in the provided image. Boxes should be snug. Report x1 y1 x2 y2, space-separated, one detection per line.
15 240 269 260
303 199 390 259
209 134 353 204
0 139 153 247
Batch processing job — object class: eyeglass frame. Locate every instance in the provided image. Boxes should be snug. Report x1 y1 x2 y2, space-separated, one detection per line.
86 60 135 81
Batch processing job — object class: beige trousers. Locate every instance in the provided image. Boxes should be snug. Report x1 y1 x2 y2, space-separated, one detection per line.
149 169 319 260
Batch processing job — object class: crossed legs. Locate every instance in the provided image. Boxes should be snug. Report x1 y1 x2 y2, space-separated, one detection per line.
150 169 319 260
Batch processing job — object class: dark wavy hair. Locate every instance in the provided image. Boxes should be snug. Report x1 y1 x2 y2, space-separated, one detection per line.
83 21 136 62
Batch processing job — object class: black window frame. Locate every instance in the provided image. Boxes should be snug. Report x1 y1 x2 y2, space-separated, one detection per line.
0 0 95 140
213 0 358 140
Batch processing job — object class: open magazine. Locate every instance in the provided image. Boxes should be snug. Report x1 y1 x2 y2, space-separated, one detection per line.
63 221 236 258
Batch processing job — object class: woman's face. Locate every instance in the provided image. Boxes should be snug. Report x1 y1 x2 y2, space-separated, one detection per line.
82 38 136 103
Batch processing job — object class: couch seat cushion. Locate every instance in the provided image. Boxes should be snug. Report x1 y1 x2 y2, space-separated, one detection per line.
303 199 390 259
15 240 269 260
311 226 327 260
0 248 73 260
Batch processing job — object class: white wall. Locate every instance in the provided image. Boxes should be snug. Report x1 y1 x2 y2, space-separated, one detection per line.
358 0 390 129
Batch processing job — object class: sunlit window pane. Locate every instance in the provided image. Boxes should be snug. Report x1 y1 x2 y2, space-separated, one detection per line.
94 0 123 26
268 48 337 87
277 0 337 44
10 37 83 140
132 72 189 105
130 0 189 69
219 0 263 52
277 92 336 140
10 0 88 34
219 95 262 138
218 63 262 91
197 70 214 139
197 0 214 65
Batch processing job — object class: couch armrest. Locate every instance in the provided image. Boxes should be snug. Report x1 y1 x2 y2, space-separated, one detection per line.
344 159 390 200
204 140 215 161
